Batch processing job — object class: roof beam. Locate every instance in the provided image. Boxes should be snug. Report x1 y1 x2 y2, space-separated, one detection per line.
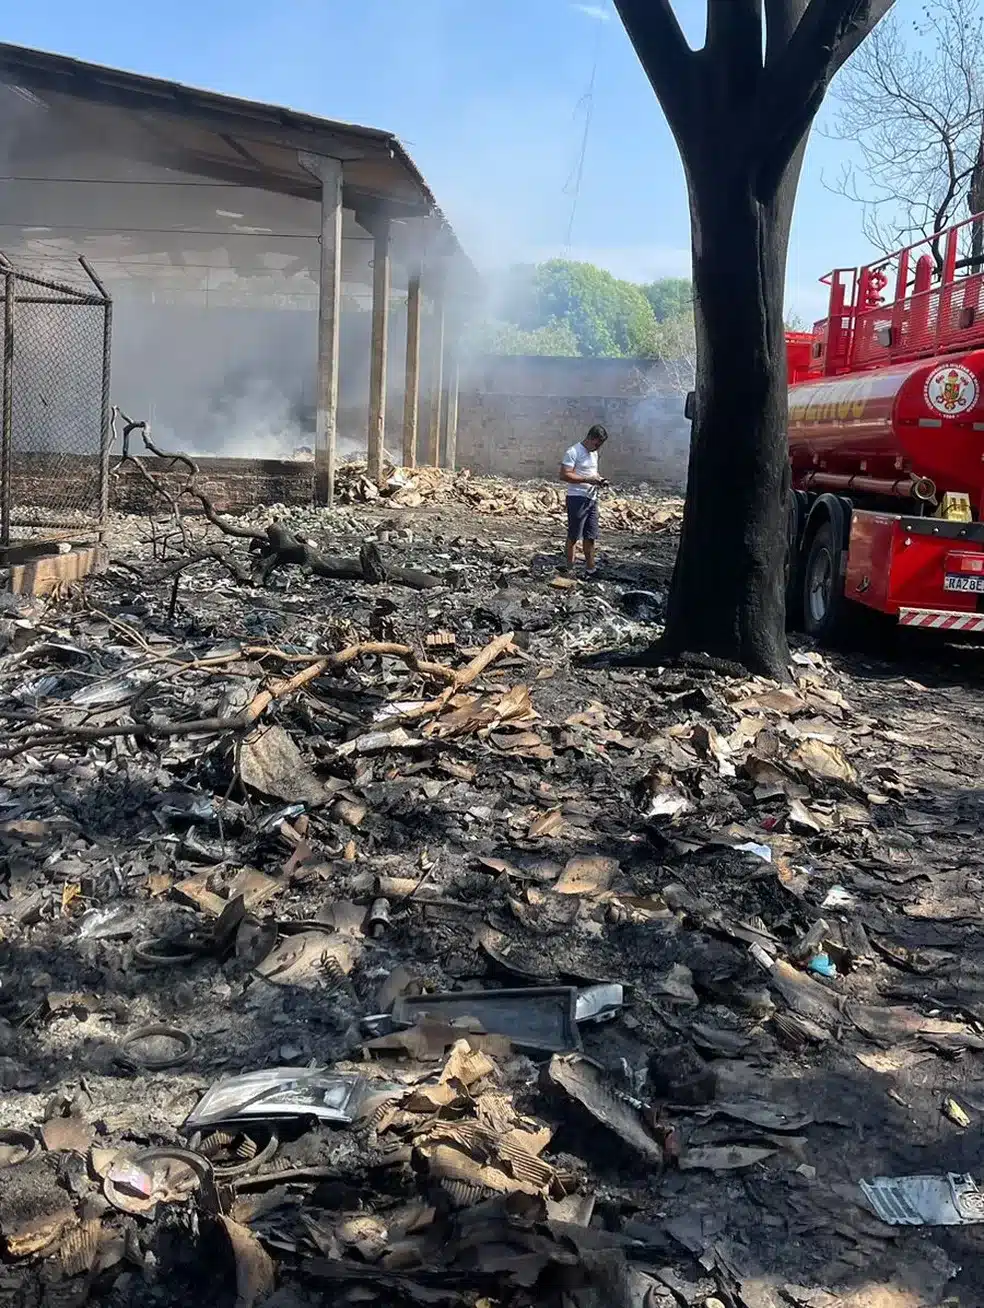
219 133 264 168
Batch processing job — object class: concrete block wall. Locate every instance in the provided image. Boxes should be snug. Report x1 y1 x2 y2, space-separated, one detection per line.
10 454 313 518
110 457 314 512
455 393 688 489
7 355 692 518
455 355 691 490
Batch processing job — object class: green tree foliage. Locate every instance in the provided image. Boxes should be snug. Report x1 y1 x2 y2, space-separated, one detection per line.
477 264 806 363
652 311 696 392
642 277 693 323
486 261 670 358
471 317 581 357
519 260 660 357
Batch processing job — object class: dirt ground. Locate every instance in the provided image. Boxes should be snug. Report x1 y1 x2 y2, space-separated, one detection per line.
1 469 983 1308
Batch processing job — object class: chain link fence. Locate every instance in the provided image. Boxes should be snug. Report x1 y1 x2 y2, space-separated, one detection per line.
0 256 112 545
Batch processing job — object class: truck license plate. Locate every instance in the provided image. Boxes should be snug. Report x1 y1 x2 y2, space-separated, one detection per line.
944 574 984 593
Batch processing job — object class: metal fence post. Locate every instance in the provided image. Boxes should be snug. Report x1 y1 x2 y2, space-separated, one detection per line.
1 272 14 547
80 257 114 533
98 297 113 530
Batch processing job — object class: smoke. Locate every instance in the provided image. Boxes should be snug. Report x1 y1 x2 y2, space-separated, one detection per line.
154 375 309 461
0 21 684 474
150 373 369 463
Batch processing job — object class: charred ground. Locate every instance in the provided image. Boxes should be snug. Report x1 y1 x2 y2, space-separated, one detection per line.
0 470 982 1308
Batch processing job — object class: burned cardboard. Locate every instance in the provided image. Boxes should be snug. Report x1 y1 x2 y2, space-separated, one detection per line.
542 1054 664 1165
4 460 984 1305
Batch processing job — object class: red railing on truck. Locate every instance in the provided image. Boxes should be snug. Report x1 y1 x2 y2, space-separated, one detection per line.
802 213 984 378
783 211 984 641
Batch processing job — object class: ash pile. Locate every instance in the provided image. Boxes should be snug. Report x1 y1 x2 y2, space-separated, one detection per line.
1 429 983 1307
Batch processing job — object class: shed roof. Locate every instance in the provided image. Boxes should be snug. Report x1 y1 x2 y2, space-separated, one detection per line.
0 42 475 283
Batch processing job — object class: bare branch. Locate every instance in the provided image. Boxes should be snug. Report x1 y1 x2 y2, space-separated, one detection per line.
0 635 516 761
825 0 984 252
110 411 440 592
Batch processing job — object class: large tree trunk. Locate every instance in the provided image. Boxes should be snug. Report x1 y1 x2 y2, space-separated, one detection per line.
608 0 895 679
661 164 797 679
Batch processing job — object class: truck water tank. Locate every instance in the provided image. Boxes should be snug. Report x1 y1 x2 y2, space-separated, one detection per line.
787 348 984 503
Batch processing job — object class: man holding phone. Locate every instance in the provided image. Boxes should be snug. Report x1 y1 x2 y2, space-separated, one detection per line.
559 424 609 576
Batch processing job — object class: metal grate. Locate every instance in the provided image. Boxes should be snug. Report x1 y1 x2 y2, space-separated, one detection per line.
0 256 112 545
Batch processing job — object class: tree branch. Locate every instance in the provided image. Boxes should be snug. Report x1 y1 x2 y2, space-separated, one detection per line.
112 410 440 591
613 0 695 140
824 0 984 251
827 0 896 75
706 0 764 104
0 634 517 760
753 0 897 191
764 0 809 62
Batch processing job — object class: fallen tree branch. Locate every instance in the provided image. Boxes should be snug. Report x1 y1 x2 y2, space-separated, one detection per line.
113 412 441 591
314 640 457 684
370 631 518 733
143 547 253 586
576 643 749 678
0 635 517 760
70 614 464 684
0 659 326 761
244 656 331 721
250 525 440 590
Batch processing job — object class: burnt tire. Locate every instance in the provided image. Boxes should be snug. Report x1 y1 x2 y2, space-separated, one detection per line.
802 520 847 643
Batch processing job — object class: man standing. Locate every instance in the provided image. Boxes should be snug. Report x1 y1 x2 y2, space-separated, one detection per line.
559 424 609 576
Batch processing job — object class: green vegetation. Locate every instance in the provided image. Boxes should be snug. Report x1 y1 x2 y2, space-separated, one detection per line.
472 261 809 365
515 260 660 358
641 277 693 323
476 260 687 362
471 317 581 357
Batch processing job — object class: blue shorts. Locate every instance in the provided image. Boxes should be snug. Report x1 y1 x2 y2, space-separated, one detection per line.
566 496 599 542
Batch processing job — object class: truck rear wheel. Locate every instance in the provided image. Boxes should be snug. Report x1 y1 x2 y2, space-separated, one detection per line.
802 521 847 643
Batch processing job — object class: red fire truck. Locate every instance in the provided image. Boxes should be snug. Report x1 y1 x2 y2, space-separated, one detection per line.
784 212 984 641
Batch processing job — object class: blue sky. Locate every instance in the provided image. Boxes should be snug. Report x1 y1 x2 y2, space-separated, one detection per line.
2 0 914 320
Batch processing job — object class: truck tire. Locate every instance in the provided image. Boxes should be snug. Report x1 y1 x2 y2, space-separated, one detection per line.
802 520 848 643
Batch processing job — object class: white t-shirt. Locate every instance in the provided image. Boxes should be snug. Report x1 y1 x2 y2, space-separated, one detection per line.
562 443 598 499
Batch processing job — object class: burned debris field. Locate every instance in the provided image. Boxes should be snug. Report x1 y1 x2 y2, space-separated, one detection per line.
2 465 984 1308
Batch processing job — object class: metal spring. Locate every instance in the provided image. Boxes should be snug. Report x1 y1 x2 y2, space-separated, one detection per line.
234 1136 258 1161
197 1130 235 1161
198 1130 235 1158
319 954 350 992
212 1132 279 1179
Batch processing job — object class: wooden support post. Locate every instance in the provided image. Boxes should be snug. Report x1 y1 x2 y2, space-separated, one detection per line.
298 152 343 504
402 268 422 468
367 216 391 482
442 341 460 470
428 294 445 467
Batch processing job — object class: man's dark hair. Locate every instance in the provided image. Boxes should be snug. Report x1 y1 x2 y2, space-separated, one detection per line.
586 424 609 443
